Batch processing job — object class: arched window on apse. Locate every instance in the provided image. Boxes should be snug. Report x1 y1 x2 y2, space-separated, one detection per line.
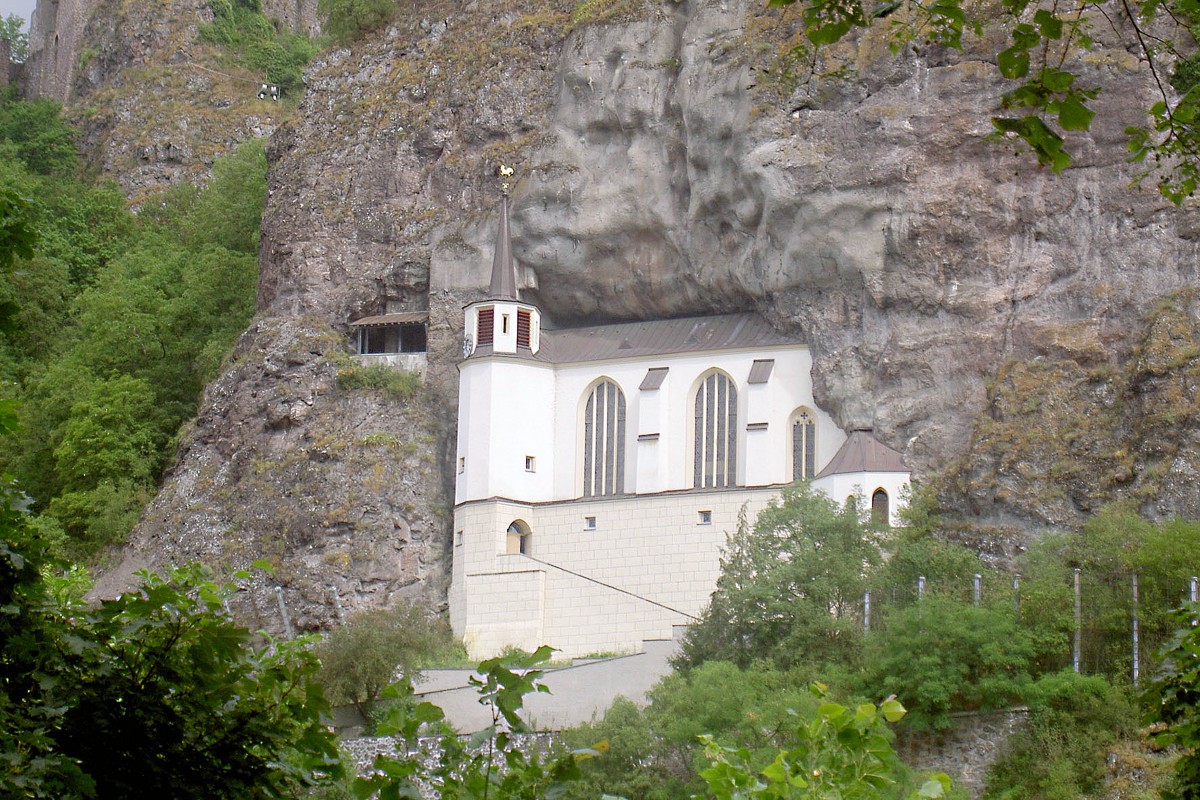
790 407 816 481
871 489 890 527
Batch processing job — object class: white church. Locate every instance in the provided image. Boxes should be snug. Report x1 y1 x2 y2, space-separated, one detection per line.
447 188 911 659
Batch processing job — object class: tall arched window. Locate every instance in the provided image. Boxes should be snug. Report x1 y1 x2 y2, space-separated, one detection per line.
871 489 890 526
693 370 738 488
790 407 817 481
582 379 626 496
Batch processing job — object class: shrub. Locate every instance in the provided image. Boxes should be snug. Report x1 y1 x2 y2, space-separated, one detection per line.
317 0 396 43
858 596 1036 731
335 362 421 401
984 671 1136 800
314 603 464 724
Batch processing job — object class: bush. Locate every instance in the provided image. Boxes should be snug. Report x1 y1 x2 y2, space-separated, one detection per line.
858 596 1036 731
314 603 464 724
984 671 1136 800
317 0 396 43
335 361 421 401
199 0 319 96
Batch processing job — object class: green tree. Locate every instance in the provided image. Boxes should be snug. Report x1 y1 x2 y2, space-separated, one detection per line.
2 390 343 797
698 684 949 800
314 602 465 724
0 14 29 63
677 483 882 671
1147 602 1200 800
985 671 1136 800
563 661 827 800
0 93 78 177
857 596 1036 731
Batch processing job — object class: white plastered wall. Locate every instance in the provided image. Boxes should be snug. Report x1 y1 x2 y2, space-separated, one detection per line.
810 471 911 527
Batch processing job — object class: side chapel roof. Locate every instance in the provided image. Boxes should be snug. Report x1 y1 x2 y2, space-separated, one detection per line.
814 429 908 478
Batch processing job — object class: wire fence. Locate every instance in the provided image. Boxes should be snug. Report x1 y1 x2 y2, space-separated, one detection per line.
857 570 1200 687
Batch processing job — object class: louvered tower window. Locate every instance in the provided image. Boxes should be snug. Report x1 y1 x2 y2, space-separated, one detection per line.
791 408 817 480
582 380 626 496
517 310 531 348
477 307 494 345
693 371 738 488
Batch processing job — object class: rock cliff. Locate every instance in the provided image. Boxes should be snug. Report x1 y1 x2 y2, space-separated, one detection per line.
39 0 1200 626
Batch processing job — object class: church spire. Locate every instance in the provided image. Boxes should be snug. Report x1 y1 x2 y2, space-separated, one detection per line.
488 166 518 300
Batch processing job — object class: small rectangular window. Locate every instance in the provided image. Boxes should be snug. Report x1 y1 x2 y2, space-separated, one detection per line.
502 314 510 334
698 510 712 525
525 455 536 472
584 516 596 530
458 456 465 473
455 530 464 547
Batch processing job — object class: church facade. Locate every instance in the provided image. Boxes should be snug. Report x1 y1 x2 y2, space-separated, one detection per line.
449 192 910 659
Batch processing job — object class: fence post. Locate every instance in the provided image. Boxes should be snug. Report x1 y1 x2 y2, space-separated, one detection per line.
864 589 871 632
973 573 982 606
1080 566 1089 671
918 575 926 624
1013 574 1021 617
275 586 294 640
1132 573 1140 689
1191 576 1198 604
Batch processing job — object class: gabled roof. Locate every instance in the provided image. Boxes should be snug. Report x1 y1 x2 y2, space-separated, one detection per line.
814 430 908 479
525 312 801 364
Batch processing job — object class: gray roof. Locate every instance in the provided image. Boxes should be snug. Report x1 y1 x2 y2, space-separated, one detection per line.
814 430 908 479
530 313 800 364
350 312 429 326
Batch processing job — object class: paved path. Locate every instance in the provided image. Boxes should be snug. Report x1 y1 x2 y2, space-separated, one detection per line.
415 634 682 732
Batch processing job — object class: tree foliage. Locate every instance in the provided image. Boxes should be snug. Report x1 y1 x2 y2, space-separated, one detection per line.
1147 603 1200 800
0 14 28 63
314 602 465 724
1 411 343 799
857 596 1036 731
698 685 950 800
0 102 265 553
677 483 882 671
316 0 397 43
766 0 1200 202
199 0 321 97
986 671 1136 800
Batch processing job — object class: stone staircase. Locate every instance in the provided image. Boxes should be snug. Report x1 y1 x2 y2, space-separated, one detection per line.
414 627 685 732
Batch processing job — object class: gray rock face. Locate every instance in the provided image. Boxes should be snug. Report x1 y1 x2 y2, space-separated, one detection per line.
104 0 1200 622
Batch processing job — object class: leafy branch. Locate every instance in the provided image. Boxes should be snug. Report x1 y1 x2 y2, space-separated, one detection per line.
766 0 1200 202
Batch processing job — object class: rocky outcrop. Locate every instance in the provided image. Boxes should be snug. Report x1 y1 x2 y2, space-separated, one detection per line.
93 0 1200 624
22 0 319 199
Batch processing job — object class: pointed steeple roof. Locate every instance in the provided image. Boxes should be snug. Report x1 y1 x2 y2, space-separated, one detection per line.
488 193 518 300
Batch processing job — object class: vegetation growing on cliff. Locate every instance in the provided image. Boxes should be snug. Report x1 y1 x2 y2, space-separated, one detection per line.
0 91 263 556
200 0 322 97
